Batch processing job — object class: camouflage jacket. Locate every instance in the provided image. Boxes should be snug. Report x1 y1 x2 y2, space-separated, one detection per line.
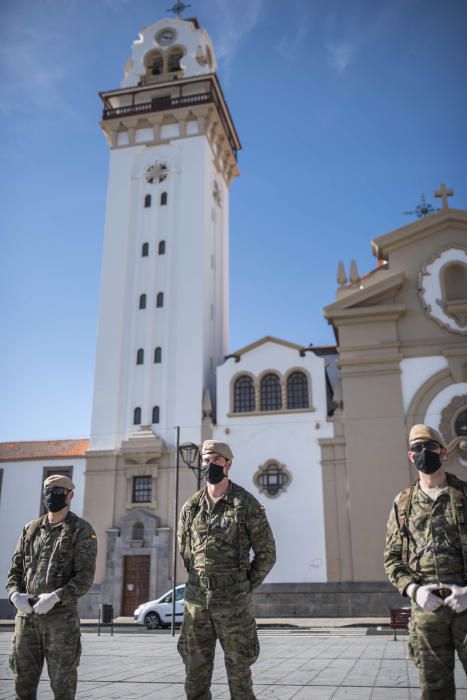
384 472 467 595
7 511 97 609
178 481 276 589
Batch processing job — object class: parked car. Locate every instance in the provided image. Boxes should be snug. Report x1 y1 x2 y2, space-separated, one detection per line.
134 584 185 629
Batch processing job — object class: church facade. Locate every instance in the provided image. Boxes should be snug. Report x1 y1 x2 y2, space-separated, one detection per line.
1 11 466 619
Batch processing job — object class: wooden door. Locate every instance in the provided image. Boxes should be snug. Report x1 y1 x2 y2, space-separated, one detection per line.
122 555 150 616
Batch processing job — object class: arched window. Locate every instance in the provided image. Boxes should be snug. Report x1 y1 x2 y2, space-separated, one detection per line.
136 348 144 365
233 375 255 413
160 192 168 206
168 49 183 72
444 263 467 301
142 242 149 257
287 371 309 409
154 347 162 363
260 373 282 411
144 51 164 79
156 292 164 308
144 194 152 208
455 410 467 436
158 240 166 255
133 407 141 425
139 294 146 310
132 522 144 540
152 406 160 424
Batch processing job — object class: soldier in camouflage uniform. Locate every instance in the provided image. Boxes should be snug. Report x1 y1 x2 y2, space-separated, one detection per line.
385 424 467 699
177 439 276 700
6 474 97 700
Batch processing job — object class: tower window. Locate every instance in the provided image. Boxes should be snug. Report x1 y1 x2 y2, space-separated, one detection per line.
136 348 144 365
287 371 309 409
160 192 168 206
154 347 162 363
132 522 144 540
158 241 166 255
168 49 183 72
233 375 255 413
156 292 164 308
139 294 147 310
260 373 282 411
133 407 141 425
144 51 164 80
144 194 152 208
132 477 151 503
152 406 160 424
142 242 149 257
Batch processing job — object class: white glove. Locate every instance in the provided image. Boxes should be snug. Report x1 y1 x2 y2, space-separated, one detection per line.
11 592 33 614
415 584 443 612
33 592 60 615
444 584 467 613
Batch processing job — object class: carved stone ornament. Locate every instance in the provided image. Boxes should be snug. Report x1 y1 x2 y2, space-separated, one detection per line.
253 460 292 499
145 162 168 185
418 245 467 335
213 180 222 206
439 394 467 446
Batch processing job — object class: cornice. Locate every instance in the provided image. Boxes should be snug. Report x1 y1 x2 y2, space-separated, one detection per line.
325 304 406 325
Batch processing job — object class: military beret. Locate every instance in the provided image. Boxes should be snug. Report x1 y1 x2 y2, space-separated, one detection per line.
44 474 75 490
408 424 446 449
201 440 233 460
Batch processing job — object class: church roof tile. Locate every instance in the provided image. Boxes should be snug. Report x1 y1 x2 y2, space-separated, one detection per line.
0 439 89 462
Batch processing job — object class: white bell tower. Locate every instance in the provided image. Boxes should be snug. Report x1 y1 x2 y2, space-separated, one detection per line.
89 15 240 451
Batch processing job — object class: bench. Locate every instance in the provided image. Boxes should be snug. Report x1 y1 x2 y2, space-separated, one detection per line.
389 607 411 641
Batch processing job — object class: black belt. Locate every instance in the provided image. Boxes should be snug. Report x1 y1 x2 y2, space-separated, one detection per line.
188 572 248 589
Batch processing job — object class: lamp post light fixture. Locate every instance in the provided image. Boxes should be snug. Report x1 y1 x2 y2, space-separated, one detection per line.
179 441 202 489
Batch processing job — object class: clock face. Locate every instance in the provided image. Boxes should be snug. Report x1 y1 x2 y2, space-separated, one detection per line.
157 29 175 46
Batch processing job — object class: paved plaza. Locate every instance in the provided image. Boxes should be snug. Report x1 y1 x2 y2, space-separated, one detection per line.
1 628 467 699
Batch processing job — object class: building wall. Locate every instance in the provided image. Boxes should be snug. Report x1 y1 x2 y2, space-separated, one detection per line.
214 340 333 583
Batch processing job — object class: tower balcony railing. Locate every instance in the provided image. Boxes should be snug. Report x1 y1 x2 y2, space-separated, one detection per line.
102 91 212 120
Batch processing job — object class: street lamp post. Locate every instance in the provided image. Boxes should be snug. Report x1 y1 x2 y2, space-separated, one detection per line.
179 442 202 489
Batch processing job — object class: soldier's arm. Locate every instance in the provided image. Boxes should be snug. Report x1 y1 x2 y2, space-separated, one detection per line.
384 500 414 596
55 524 97 605
177 502 191 573
246 499 276 589
6 531 26 599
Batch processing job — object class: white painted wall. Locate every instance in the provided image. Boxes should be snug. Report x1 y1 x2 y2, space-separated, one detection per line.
400 356 449 413
425 382 467 433
214 341 333 583
90 135 228 451
0 458 86 600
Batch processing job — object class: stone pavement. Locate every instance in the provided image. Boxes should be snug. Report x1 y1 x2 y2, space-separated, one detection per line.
1 628 467 699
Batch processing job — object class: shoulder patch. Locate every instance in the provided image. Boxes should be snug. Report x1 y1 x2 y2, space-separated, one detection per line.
258 505 265 512
90 532 97 540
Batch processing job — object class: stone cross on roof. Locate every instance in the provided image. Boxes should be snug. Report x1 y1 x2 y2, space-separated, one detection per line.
167 1 191 17
434 182 454 210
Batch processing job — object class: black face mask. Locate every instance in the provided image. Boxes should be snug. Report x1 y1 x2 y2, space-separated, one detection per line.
43 489 68 513
414 450 442 475
203 462 226 485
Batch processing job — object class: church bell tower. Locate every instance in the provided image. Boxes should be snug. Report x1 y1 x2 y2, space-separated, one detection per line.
83 12 240 614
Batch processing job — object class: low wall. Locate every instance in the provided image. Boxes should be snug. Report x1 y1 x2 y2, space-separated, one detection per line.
252 581 405 617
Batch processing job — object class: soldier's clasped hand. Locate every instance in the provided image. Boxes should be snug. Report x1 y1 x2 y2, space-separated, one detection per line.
443 584 467 613
33 592 60 615
414 584 444 611
10 593 34 614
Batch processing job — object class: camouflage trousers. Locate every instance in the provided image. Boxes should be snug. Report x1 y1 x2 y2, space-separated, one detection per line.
9 606 81 700
408 603 467 699
177 584 259 700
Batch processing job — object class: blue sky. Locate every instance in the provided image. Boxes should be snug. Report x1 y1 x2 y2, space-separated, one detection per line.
1 0 466 442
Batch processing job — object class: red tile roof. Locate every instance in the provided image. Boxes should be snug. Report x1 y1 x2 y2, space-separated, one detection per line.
0 439 89 462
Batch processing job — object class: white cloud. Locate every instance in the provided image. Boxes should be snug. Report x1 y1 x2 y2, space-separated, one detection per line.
204 0 264 82
325 40 355 73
